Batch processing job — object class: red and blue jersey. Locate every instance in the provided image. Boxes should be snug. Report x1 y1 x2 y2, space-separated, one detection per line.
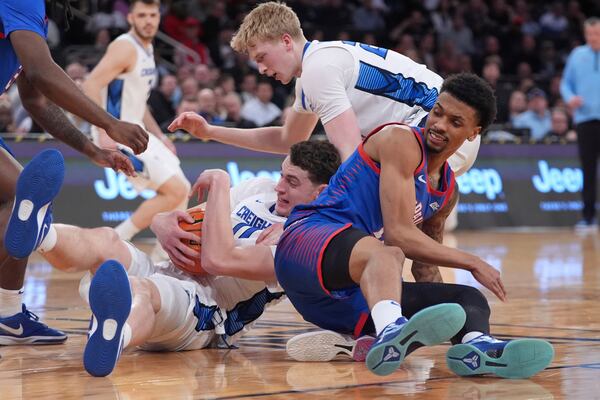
286 123 455 235
0 0 48 95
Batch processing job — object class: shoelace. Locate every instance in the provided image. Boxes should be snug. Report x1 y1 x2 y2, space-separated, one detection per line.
23 308 43 324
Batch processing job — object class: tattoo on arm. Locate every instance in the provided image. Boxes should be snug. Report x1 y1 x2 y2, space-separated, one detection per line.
411 188 460 283
34 102 91 153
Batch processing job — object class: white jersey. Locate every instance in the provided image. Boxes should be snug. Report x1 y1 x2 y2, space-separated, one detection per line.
293 40 443 135
98 33 156 127
293 40 480 175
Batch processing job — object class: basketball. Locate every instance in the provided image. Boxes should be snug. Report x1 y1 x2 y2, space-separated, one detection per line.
173 208 208 276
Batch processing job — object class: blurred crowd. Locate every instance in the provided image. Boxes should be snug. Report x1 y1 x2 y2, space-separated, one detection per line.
2 0 599 143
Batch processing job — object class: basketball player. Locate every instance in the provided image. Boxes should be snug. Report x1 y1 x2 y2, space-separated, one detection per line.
274 73 554 378
168 2 479 173
0 0 149 345
82 0 190 251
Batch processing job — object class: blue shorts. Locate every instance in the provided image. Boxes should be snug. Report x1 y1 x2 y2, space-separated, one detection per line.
274 216 372 336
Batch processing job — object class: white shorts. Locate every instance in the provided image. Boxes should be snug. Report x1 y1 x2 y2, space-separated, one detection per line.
92 127 185 192
79 242 285 352
448 135 481 177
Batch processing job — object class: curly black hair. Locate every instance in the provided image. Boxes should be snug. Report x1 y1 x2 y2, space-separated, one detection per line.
440 73 497 132
289 140 341 185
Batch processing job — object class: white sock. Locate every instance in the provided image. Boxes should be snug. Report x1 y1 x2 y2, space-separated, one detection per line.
37 224 58 253
115 219 141 241
371 300 403 336
461 331 485 343
122 322 132 349
0 287 24 317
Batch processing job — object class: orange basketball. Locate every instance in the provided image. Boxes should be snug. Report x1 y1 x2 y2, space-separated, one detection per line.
173 208 208 276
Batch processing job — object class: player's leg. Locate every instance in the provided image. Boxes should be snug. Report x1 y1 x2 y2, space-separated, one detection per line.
114 138 190 241
0 147 66 344
40 224 132 273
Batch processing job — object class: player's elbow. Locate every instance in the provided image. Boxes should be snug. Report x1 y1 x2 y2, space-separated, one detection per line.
201 251 233 276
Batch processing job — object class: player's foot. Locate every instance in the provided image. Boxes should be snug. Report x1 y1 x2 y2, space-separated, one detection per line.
286 330 375 362
0 304 67 345
366 303 466 376
4 149 64 259
83 260 132 377
446 334 554 379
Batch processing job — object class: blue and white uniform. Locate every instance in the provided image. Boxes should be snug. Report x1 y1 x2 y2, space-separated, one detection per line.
293 41 478 176
274 125 455 336
81 177 285 351
0 0 47 155
92 33 183 192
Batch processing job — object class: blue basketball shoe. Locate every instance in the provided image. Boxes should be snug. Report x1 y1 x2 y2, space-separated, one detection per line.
366 303 466 376
83 260 132 377
446 334 554 379
0 304 67 345
4 149 64 259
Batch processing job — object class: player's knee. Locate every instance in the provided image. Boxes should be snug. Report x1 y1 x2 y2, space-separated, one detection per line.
94 226 122 248
460 285 491 320
378 246 405 266
159 176 191 208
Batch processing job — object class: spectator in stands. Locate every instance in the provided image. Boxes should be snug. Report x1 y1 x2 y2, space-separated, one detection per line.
512 88 551 141
539 2 569 41
223 92 257 129
443 13 475 55
239 72 257 104
85 1 128 36
65 62 88 81
194 64 214 88
545 108 577 143
175 17 211 66
176 97 200 115
240 79 281 127
180 77 199 100
148 74 178 131
482 58 513 124
197 88 224 125
506 90 527 125
560 17 600 230
352 0 385 33
162 1 189 43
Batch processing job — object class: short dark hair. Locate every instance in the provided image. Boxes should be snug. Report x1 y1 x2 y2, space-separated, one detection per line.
440 73 497 132
130 0 161 6
290 141 341 185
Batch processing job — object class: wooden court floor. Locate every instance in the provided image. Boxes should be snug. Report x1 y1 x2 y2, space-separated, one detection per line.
1 229 599 399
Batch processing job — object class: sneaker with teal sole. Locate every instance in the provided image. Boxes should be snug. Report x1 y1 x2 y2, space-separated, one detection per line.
366 303 466 376
446 334 554 379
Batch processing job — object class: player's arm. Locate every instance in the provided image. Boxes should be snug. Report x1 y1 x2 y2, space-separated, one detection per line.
81 40 136 148
143 107 176 154
9 30 147 153
302 47 362 160
193 169 277 281
169 108 318 154
15 72 135 176
370 126 506 300
411 188 459 283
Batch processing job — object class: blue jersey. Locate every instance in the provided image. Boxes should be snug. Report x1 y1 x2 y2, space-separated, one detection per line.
0 0 48 94
286 124 455 236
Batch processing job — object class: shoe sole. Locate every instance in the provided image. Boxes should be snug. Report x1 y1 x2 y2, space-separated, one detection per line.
83 260 132 377
446 338 554 379
366 303 466 376
0 334 67 345
4 149 64 259
286 331 375 362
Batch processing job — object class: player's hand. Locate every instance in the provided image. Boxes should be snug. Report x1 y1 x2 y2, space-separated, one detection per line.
470 260 507 302
256 223 284 246
105 120 149 154
168 112 212 140
190 169 230 202
151 211 200 267
90 148 136 177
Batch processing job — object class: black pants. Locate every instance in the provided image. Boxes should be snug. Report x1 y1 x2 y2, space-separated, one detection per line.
576 120 600 221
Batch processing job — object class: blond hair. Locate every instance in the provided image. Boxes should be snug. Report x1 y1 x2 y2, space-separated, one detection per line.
230 2 304 53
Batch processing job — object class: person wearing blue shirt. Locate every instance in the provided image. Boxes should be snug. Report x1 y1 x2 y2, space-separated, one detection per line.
560 17 600 230
511 88 552 141
0 0 149 345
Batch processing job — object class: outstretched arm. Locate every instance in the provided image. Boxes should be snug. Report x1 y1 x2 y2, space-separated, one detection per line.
192 170 276 281
16 73 135 176
411 188 459 283
169 108 319 154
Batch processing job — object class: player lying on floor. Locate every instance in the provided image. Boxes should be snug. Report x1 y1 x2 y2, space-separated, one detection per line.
6 137 553 379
